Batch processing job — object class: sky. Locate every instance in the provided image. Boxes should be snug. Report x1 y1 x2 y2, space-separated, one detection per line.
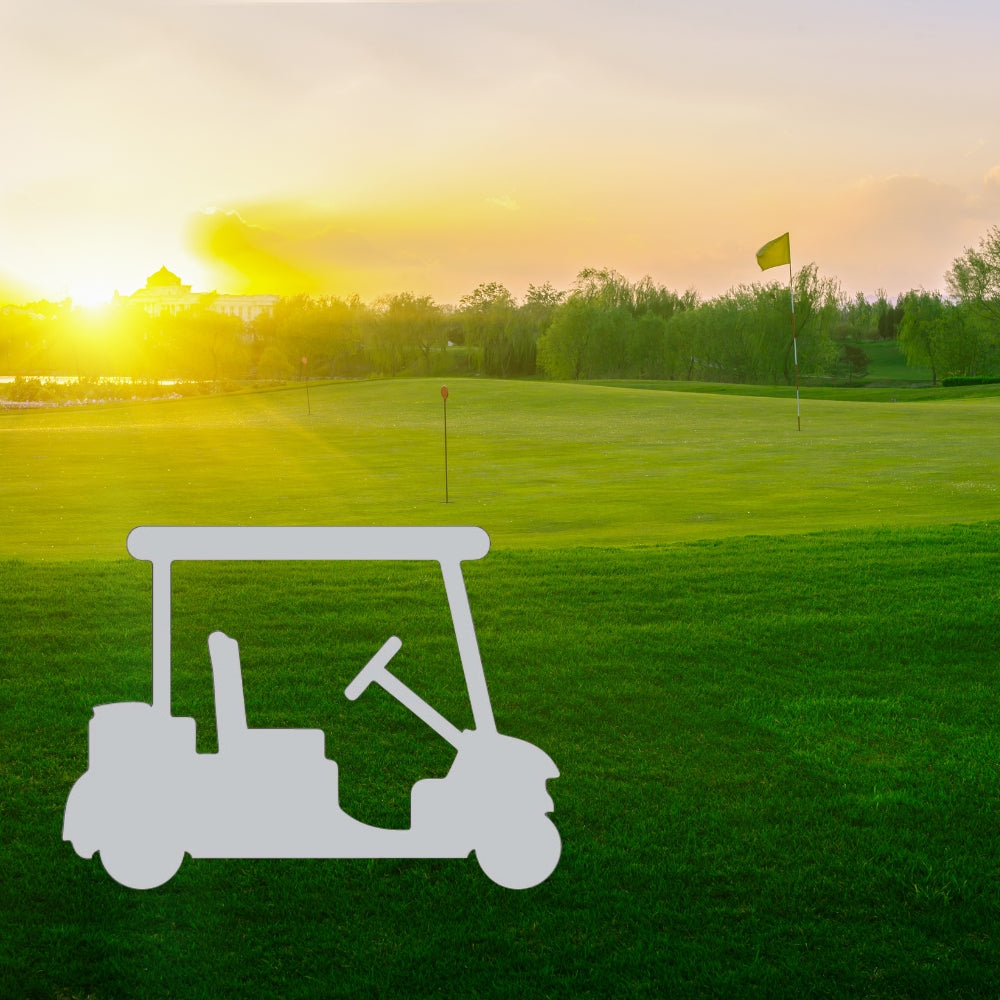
2 0 999 306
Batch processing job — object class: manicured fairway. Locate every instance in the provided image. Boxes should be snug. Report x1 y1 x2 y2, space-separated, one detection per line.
1 378 999 558
2 526 998 999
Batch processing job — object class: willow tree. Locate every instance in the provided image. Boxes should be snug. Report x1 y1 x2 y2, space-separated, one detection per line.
458 282 541 376
536 268 690 380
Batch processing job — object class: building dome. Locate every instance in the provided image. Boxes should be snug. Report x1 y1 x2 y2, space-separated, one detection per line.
146 266 183 288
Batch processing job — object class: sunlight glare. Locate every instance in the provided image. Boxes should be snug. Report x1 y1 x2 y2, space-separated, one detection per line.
66 278 114 309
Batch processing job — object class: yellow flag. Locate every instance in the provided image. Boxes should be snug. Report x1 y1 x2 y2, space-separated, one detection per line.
756 232 791 271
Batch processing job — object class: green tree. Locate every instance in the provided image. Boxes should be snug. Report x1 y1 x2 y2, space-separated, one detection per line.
458 282 522 376
157 307 247 380
691 291 755 381
837 291 876 340
654 265 837 385
946 225 1000 327
662 306 706 380
363 292 437 376
536 268 690 380
944 226 1000 374
406 295 447 373
899 290 992 383
875 294 904 340
523 282 566 313
536 297 595 379
841 343 870 384
254 295 370 378
897 291 950 384
789 263 840 380
0 303 59 375
835 290 900 342
536 269 631 379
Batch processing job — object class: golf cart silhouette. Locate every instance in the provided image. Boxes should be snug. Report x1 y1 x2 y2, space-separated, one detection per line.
63 526 560 890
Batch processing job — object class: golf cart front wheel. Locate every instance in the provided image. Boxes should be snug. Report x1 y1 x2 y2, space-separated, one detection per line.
475 817 561 890
100 840 184 890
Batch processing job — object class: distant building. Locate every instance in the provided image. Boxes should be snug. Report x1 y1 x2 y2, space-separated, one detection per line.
207 294 282 324
122 267 200 317
116 267 280 324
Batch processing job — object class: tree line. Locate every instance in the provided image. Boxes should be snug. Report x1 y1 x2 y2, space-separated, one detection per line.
3 227 999 386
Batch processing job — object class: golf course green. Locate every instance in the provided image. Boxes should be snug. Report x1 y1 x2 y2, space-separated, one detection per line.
2 378 998 999
2 377 999 557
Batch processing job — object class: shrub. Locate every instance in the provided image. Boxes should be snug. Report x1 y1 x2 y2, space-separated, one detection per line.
941 376 1000 386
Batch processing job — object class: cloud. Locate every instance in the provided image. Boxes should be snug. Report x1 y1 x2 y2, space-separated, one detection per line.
843 174 970 240
806 173 995 296
484 195 520 212
187 204 430 296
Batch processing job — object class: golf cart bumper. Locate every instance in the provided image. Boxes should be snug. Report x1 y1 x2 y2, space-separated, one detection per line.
63 773 98 859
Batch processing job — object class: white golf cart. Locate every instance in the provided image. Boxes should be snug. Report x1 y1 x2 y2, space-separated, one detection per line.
63 526 560 890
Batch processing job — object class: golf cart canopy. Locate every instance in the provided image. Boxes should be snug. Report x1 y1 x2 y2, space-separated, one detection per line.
127 526 490 564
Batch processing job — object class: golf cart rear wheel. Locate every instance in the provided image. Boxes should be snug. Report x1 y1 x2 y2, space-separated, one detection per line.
476 817 561 890
100 841 184 890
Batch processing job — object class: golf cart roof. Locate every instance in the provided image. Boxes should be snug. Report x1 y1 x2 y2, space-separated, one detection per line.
127 526 490 564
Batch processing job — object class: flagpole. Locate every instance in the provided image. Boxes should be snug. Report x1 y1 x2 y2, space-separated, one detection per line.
788 259 800 432
755 232 800 430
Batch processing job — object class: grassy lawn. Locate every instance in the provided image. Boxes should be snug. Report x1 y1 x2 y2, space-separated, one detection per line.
2 378 999 557
848 339 930 382
2 526 999 998
2 380 999 998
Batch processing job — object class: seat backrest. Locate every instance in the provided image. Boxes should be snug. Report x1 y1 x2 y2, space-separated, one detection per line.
208 631 248 752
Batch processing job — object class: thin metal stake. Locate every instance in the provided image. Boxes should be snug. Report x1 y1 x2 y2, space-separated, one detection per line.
441 385 449 503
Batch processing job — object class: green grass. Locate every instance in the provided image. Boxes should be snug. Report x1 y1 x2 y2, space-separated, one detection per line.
2 526 999 998
844 338 930 382
585 341 960 396
586 378 1000 401
2 378 1000 558
3 380 1000 997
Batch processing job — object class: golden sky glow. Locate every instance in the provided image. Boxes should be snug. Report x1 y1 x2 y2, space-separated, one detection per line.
2 0 1000 305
